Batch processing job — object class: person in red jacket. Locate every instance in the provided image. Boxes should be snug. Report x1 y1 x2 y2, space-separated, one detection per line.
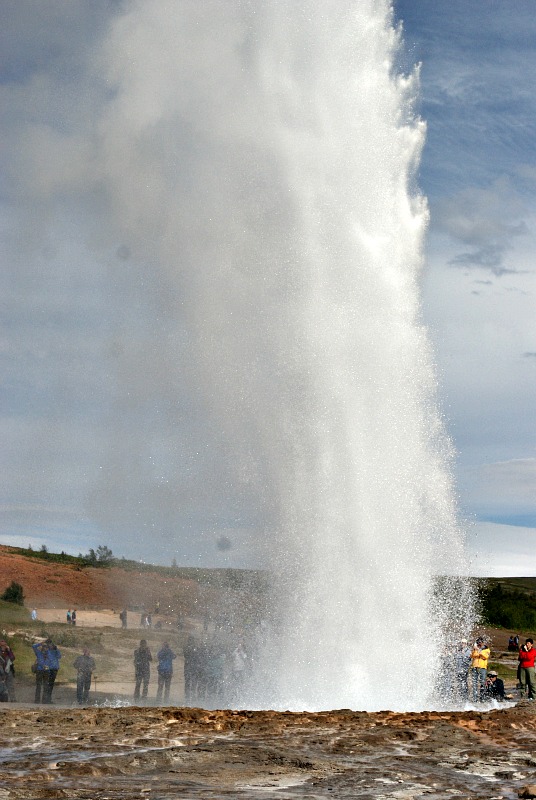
518 638 536 700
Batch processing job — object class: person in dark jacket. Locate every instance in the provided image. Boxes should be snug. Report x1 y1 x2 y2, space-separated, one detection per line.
133 639 152 702
0 652 9 702
32 639 61 704
482 671 506 701
73 648 96 705
156 641 176 702
0 641 16 701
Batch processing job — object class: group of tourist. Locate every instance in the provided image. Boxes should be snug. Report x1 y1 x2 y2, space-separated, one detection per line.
2 622 535 706
133 636 248 706
445 635 535 703
0 627 251 707
133 639 177 702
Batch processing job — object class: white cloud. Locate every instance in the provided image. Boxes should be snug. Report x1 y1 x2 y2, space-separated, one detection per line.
434 178 529 275
461 458 536 507
467 521 536 577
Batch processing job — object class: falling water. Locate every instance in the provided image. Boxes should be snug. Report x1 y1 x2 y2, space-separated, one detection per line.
98 0 475 710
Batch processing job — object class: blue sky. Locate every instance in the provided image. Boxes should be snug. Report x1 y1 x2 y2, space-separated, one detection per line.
396 0 536 574
1 1 535 575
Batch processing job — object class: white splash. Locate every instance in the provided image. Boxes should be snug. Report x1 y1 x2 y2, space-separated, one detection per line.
94 0 474 710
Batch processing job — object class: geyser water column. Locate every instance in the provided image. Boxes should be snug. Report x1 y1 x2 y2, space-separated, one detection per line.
97 1 473 710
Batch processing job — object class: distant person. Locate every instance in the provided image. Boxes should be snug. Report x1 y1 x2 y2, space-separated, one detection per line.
470 638 490 702
454 639 472 702
156 642 176 703
482 671 506 701
73 648 96 705
133 639 152 702
508 636 517 652
518 638 536 700
31 609 37 621
66 609 72 625
119 609 128 629
0 641 16 702
32 638 61 704
71 609 77 626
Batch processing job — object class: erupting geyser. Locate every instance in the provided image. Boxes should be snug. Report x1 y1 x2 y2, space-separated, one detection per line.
98 0 475 710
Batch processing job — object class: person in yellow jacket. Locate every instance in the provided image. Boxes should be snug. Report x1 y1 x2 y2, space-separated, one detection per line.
471 637 491 702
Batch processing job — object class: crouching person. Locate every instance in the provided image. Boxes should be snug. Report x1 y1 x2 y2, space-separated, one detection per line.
481 671 505 701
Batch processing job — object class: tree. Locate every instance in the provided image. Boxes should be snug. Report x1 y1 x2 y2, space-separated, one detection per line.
1 581 25 605
96 545 114 564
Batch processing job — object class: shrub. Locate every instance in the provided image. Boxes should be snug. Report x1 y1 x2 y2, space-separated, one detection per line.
1 581 25 605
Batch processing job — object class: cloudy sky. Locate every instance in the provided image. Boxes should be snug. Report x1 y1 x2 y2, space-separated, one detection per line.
1 1 535 576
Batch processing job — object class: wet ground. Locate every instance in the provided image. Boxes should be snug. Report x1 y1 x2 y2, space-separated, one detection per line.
2 702 536 799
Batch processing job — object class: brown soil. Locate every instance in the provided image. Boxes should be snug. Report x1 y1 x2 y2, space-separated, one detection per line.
0 545 202 613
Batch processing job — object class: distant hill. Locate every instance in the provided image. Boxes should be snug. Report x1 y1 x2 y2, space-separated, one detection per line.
2 544 535 632
479 577 536 631
490 577 536 595
0 545 266 626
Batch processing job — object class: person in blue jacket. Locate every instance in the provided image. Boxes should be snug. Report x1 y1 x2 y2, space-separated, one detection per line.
156 641 176 703
32 638 61 704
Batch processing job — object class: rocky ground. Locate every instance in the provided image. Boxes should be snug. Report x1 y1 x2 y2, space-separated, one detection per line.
2 703 536 799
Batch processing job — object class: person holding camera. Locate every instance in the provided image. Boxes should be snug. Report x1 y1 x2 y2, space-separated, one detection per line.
518 638 536 700
482 671 505 701
470 637 490 703
32 638 62 704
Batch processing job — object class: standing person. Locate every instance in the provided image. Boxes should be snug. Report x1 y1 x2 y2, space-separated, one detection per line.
156 641 176 703
73 648 96 705
470 638 490 702
71 609 77 626
454 639 472 703
0 641 16 701
518 638 536 700
205 640 225 704
119 609 128 629
183 636 200 705
231 640 247 701
0 648 9 702
32 639 61 704
66 609 72 625
31 609 37 621
133 639 152 702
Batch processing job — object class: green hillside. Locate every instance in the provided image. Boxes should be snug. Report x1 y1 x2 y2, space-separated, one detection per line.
479 578 536 631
